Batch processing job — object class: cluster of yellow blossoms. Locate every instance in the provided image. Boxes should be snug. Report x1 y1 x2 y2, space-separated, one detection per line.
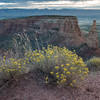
50 63 89 86
0 45 89 87
25 45 89 87
0 56 26 78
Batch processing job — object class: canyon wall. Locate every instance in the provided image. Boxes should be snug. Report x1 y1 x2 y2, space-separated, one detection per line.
0 15 99 50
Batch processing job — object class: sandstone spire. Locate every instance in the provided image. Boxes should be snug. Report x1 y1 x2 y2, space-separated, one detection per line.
87 20 99 49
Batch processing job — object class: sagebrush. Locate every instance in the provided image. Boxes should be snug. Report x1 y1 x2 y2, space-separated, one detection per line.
25 45 89 87
87 57 100 71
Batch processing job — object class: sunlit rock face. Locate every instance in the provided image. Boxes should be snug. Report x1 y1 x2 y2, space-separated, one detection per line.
0 16 99 49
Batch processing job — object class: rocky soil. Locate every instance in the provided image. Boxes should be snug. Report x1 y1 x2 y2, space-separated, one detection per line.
0 72 100 100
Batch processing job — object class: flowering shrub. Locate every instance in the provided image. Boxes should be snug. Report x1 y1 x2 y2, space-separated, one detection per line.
25 45 89 87
87 57 100 71
0 45 89 87
0 56 26 79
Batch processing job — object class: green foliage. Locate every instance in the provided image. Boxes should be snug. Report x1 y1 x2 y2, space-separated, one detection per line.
25 45 89 87
87 57 100 71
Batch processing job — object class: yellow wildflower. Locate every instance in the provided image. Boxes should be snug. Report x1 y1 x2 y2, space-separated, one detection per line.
18 66 21 69
84 68 89 71
56 75 59 78
14 61 17 65
63 79 67 82
84 72 88 74
36 53 40 56
3 56 6 59
81 77 84 80
50 72 54 75
66 71 71 75
70 83 73 87
55 66 59 69
61 64 64 67
45 76 49 84
56 72 59 75
66 64 70 66
72 80 76 83
61 74 64 76
63 68 68 71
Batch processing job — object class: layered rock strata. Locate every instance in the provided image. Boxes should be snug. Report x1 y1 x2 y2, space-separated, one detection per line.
0 16 99 49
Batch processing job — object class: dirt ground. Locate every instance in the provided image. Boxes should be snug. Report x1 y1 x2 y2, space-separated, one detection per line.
0 72 100 100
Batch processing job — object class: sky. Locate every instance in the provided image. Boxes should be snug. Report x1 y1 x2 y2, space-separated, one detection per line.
0 0 100 9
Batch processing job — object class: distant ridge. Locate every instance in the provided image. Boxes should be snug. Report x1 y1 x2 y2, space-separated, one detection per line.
0 15 77 22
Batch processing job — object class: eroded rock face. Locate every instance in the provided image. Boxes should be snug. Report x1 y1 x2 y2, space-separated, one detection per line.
0 16 99 50
0 16 85 48
87 20 99 49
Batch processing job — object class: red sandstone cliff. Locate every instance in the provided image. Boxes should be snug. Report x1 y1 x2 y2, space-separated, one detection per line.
86 20 99 49
0 16 99 50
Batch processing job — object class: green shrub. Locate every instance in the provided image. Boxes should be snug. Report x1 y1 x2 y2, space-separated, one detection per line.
87 57 100 71
25 45 89 87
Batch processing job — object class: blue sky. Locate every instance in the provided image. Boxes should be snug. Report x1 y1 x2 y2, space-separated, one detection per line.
0 0 100 9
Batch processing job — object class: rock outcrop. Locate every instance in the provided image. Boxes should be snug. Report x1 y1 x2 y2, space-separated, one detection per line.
0 16 85 47
0 15 99 51
87 20 99 49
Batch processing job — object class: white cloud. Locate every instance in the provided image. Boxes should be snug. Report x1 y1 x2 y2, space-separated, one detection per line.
0 0 100 9
0 2 17 6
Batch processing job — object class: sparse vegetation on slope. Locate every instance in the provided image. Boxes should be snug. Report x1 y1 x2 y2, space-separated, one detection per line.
87 57 100 72
0 44 89 88
0 31 100 100
25 45 89 87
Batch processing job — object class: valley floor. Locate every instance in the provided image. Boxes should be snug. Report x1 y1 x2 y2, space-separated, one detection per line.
0 72 100 100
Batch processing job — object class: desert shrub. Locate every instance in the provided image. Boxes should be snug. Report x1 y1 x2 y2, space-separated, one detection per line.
25 45 89 87
87 57 100 71
0 56 26 80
